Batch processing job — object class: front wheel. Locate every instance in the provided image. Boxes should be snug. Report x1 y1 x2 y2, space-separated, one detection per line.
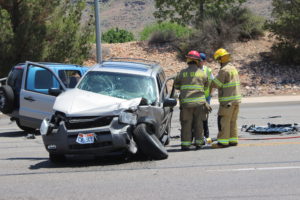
133 123 168 160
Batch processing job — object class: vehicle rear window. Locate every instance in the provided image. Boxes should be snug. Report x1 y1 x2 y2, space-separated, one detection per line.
58 70 81 88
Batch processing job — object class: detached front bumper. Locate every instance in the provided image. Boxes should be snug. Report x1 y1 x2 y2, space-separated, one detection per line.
42 117 133 156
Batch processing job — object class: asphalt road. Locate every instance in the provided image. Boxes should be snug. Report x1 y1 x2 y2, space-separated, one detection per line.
0 101 300 200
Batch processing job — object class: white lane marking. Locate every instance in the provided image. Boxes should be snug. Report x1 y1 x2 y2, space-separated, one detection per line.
208 166 300 172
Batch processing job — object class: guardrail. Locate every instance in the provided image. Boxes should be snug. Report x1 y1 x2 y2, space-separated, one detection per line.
0 77 7 86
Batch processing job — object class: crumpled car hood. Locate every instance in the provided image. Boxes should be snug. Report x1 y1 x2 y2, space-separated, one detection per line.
53 88 141 117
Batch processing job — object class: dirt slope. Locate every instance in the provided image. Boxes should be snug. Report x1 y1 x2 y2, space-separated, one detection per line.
85 34 300 97
90 0 273 35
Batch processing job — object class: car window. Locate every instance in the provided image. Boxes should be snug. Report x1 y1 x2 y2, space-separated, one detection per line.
159 72 168 96
78 71 157 104
26 65 62 94
157 72 168 98
35 70 53 89
58 70 81 88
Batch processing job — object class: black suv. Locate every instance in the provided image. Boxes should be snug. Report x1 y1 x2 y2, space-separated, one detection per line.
40 58 177 162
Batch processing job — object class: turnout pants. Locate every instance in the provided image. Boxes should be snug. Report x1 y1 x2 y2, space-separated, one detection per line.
203 118 209 138
180 104 207 147
217 103 240 146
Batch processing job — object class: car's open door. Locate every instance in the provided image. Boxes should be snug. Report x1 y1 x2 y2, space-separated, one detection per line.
19 61 66 128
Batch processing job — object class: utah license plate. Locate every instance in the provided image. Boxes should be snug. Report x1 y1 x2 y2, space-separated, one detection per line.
76 133 95 144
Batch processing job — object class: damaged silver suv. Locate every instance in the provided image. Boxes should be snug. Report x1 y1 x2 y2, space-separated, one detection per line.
40 58 177 162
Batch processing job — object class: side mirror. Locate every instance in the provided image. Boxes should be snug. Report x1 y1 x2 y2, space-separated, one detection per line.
48 88 63 97
163 98 177 107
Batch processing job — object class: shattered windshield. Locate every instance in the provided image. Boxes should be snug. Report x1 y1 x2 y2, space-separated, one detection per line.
77 71 157 104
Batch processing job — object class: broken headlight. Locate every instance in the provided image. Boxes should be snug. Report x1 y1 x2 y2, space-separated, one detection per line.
119 111 137 125
40 118 53 136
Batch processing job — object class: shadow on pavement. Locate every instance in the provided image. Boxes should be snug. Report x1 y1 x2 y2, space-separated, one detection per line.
0 131 27 137
6 157 47 161
15 154 152 170
167 144 214 152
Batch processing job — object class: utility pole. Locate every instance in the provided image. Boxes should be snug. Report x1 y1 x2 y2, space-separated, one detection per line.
94 0 102 63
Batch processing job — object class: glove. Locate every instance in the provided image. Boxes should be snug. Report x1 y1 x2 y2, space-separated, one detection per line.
205 102 212 113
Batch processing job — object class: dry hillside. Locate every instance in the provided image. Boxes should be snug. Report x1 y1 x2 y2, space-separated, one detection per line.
84 0 300 97
90 0 273 36
85 34 300 97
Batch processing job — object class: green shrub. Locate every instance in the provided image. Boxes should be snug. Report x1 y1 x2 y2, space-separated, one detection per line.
271 42 300 64
266 0 300 64
102 28 135 43
140 22 191 42
172 8 265 59
173 17 239 60
232 8 265 40
148 30 178 44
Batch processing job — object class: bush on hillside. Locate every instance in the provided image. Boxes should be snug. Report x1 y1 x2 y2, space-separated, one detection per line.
266 0 300 64
171 8 265 59
271 42 300 64
102 28 135 43
148 30 178 44
231 8 265 40
140 22 191 44
173 18 236 60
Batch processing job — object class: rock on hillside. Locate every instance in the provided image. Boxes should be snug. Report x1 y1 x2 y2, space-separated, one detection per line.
85 34 300 97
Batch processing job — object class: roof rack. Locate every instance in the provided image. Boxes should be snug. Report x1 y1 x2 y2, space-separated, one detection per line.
103 57 159 67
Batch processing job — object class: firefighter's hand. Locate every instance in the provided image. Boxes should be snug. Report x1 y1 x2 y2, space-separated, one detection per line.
205 102 212 113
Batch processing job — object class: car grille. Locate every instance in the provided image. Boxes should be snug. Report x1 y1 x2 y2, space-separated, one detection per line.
67 131 111 139
65 116 114 130
69 141 112 150
68 131 112 150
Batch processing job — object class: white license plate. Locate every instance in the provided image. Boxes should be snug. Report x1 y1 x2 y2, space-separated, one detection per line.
76 133 95 144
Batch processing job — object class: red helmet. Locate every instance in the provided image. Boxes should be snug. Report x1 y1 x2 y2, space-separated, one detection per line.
186 50 200 60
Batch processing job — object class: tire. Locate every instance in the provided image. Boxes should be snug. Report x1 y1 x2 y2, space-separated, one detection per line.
49 153 66 163
0 85 14 114
16 119 36 133
133 123 168 160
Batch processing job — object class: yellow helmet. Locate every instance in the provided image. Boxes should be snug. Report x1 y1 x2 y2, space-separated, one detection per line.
214 48 230 63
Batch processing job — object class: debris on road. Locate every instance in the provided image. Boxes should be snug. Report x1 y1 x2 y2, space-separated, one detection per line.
266 115 282 119
242 123 300 134
26 133 35 139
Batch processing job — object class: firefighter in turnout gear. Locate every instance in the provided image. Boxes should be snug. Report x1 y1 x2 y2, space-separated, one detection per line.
174 50 209 151
200 53 214 138
211 48 241 148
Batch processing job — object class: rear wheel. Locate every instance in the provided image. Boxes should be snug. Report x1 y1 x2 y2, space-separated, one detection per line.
49 153 66 163
16 119 36 133
133 123 168 160
0 85 14 114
